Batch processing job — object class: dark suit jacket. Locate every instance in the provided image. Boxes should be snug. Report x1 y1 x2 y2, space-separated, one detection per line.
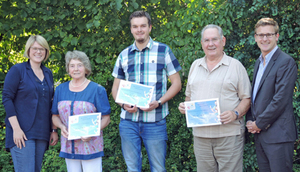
247 48 298 144
2 60 54 148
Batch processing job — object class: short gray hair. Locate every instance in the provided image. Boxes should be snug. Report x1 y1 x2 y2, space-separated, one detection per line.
201 24 224 40
65 50 92 77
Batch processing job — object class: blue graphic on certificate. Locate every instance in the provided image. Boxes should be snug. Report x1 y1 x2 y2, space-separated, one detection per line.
115 80 154 108
68 113 101 140
184 98 221 127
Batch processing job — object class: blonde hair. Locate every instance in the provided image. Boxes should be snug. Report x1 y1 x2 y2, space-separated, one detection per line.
65 50 92 77
24 35 50 62
255 18 279 34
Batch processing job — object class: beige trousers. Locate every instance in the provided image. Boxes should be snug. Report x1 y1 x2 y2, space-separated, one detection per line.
194 133 244 172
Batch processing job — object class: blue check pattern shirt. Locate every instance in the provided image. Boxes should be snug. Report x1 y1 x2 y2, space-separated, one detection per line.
112 38 181 122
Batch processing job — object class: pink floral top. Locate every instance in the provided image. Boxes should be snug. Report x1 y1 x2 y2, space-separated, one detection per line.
51 81 111 160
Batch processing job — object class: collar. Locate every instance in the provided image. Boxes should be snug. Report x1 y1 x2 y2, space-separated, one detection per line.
258 45 278 64
25 59 47 72
130 37 153 52
199 52 230 67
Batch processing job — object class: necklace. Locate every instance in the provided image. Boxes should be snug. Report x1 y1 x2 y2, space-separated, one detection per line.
70 78 87 87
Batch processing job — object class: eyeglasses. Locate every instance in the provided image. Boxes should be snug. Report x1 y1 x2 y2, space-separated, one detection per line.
202 37 220 44
255 33 277 39
30 47 46 52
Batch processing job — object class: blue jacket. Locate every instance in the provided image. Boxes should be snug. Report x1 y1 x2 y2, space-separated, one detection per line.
2 60 54 148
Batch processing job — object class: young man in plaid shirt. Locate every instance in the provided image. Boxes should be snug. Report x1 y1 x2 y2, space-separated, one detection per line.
112 11 182 172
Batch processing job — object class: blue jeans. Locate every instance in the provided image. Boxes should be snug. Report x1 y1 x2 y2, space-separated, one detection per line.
119 119 168 172
10 139 48 172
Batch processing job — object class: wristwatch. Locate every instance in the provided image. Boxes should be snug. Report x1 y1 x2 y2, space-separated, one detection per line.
233 110 239 120
158 100 162 107
52 129 58 133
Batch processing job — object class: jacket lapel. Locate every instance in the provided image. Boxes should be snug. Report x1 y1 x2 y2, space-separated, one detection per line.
255 49 281 97
251 60 260 104
252 60 260 88
26 60 39 91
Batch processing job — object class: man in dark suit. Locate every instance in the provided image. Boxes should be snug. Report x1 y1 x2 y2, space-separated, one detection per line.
246 18 298 172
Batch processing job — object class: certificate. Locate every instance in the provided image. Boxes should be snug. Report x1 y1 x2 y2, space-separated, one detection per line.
68 113 101 140
184 98 221 127
115 80 154 108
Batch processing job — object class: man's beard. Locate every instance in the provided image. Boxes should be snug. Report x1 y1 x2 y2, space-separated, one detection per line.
136 38 146 44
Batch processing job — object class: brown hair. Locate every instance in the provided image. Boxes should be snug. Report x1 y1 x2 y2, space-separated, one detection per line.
129 11 151 27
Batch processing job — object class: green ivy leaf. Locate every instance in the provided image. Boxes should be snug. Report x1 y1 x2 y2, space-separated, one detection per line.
95 56 101 63
85 0 94 10
86 22 93 29
53 51 62 60
71 37 78 45
132 2 139 9
61 41 68 47
115 0 122 11
93 20 101 28
20 10 27 18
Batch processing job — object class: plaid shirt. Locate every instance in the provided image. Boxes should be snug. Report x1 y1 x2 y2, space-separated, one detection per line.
112 38 181 122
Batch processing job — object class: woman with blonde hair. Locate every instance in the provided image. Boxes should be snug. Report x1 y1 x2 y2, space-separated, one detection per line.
2 35 58 172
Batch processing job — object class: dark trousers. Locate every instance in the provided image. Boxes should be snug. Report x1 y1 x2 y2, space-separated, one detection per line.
255 138 294 172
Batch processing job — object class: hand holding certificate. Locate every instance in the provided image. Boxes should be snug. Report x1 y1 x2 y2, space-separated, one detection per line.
115 80 154 108
184 98 221 127
68 113 101 140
